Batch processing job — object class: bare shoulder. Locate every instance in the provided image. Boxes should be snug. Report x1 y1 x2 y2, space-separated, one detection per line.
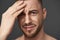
45 33 57 40
15 35 24 40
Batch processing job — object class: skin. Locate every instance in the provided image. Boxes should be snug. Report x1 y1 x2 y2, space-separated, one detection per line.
0 1 26 40
18 0 46 38
17 0 56 40
0 0 57 40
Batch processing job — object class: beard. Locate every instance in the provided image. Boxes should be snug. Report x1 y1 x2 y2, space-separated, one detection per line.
23 25 43 38
18 17 44 38
20 21 44 38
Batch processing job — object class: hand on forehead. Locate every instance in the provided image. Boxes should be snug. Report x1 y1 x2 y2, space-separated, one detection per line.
17 0 41 11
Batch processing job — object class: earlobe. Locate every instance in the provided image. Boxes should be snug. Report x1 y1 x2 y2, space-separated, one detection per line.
43 8 47 20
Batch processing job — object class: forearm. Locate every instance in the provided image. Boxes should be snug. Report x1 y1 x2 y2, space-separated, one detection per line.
0 1 25 40
0 30 8 40
0 34 7 40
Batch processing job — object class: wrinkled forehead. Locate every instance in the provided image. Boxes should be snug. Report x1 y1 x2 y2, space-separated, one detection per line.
18 0 41 9
20 0 36 1
24 0 41 11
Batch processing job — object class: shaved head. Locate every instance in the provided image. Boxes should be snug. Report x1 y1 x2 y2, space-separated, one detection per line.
18 0 43 6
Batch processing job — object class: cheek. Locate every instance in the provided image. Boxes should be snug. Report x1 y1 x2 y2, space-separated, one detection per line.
31 15 43 25
20 19 24 25
31 15 39 24
31 16 38 22
18 17 24 25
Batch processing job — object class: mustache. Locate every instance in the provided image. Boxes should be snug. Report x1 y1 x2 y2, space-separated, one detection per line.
22 22 36 27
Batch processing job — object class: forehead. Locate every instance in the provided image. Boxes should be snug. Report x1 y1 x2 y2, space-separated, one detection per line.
24 0 42 10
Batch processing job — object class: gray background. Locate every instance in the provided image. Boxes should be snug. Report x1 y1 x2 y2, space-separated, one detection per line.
0 0 60 40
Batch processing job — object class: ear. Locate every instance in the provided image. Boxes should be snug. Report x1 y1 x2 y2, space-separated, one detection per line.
43 8 47 20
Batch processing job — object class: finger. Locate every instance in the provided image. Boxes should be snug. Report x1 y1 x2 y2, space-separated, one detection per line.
13 3 26 14
0 25 1 27
13 8 24 18
10 3 26 15
4 1 24 15
0 25 1 33
11 1 24 8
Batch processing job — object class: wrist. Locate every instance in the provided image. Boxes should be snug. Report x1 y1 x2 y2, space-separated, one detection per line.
0 33 8 40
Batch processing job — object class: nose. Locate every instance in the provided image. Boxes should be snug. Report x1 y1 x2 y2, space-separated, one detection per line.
24 15 31 24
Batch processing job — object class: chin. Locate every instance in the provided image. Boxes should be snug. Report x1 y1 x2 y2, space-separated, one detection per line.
23 29 38 38
21 24 42 38
24 33 36 38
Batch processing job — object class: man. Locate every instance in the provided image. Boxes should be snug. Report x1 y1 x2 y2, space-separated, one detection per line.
0 0 57 40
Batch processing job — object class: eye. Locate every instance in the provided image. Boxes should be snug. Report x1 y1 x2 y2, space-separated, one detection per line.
30 10 38 16
31 11 37 15
18 12 25 17
20 13 25 16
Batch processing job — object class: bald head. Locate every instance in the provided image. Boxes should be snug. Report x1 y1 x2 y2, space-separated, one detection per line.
18 0 43 6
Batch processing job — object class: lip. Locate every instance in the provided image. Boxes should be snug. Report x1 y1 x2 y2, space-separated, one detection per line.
23 25 35 31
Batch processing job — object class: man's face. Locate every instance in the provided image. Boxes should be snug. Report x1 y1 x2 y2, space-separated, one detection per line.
18 0 46 38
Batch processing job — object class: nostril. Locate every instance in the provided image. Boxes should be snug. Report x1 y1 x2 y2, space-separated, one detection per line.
25 19 30 24
25 17 31 24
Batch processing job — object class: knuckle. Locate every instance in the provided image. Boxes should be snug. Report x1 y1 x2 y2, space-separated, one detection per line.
8 6 12 9
2 13 7 17
2 14 5 17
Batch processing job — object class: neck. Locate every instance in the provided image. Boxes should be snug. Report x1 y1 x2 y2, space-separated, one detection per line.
24 27 45 40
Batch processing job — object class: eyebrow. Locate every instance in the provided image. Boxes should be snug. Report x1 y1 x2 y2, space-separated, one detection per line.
29 10 39 13
20 0 27 1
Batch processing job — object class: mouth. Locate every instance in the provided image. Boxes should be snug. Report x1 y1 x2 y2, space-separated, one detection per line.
23 25 36 31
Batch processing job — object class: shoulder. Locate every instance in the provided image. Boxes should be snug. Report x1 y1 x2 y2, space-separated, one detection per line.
15 35 24 40
45 33 57 40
